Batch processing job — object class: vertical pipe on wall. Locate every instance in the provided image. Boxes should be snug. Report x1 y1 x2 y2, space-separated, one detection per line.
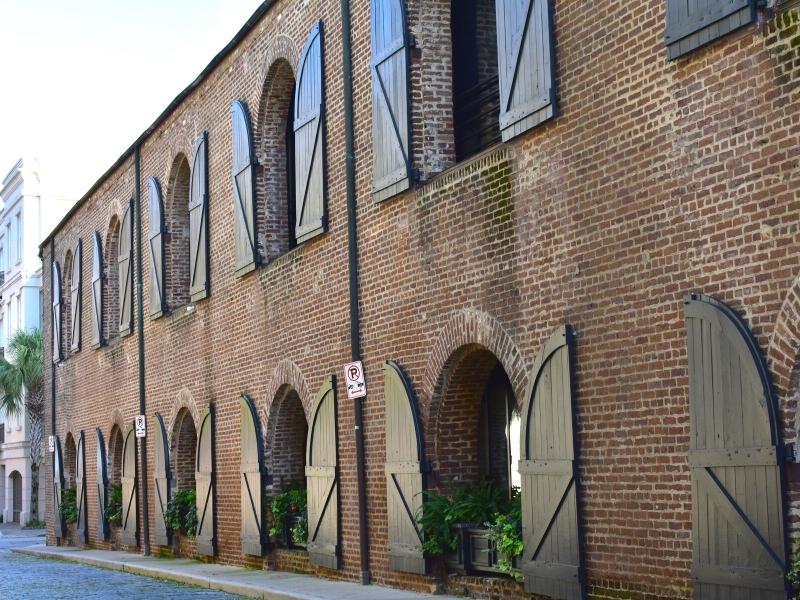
134 145 151 556
340 0 370 585
50 237 57 542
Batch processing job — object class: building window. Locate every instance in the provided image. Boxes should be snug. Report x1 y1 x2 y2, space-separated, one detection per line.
451 0 501 161
14 212 21 263
165 155 191 310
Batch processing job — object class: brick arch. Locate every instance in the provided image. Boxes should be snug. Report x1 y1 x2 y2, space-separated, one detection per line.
107 410 127 487
165 387 201 440
257 35 298 104
264 359 310 491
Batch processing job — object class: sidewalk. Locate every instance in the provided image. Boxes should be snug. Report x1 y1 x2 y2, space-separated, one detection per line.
14 545 460 600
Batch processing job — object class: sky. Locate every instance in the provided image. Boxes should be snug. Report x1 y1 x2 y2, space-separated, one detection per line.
0 0 265 198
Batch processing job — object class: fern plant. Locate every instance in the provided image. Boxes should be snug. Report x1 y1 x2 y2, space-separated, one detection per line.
164 489 198 537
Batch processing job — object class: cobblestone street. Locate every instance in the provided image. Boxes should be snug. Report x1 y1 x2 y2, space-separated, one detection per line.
0 524 240 599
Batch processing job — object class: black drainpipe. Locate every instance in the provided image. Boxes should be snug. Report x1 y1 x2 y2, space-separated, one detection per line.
50 237 57 541
340 0 370 586
134 145 151 556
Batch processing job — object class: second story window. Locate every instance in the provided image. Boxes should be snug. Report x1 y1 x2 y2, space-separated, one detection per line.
14 212 21 263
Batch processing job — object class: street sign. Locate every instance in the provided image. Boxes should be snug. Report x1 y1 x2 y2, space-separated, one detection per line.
135 415 147 438
344 361 367 400
48 435 55 453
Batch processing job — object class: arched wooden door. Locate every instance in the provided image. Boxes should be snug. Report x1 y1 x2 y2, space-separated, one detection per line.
95 428 109 540
306 376 339 570
519 325 583 600
75 430 88 543
684 294 787 598
195 405 216 556
53 436 66 538
240 395 266 556
121 423 138 547
153 413 171 546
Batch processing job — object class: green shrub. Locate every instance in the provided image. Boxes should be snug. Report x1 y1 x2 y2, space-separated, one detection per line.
24 518 46 528
788 550 800 597
105 484 122 526
269 485 308 545
487 489 523 579
60 487 78 524
164 489 197 537
417 480 511 556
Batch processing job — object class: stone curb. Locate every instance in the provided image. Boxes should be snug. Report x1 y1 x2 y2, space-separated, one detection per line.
12 546 456 600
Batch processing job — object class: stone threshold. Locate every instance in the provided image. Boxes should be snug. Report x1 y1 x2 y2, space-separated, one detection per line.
13 545 458 600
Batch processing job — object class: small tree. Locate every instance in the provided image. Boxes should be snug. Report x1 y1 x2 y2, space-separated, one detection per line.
0 329 44 520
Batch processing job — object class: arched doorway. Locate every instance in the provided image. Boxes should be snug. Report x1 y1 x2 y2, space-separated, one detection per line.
168 408 197 554
9 471 21 523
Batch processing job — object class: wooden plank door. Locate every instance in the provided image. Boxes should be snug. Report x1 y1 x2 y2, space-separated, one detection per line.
370 0 411 202
118 200 134 336
306 376 339 570
121 423 138 547
91 232 103 347
519 325 583 600
53 436 66 538
52 262 62 362
153 413 171 546
75 430 88 544
148 177 165 318
684 294 787 598
70 239 82 352
189 132 210 301
240 395 266 556
95 428 109 540
231 100 258 275
384 361 426 574
195 405 216 556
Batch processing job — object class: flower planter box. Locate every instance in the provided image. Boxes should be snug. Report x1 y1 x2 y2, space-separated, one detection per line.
281 514 307 550
445 524 517 577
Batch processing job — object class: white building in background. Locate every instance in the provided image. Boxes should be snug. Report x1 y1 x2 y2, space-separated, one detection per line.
0 159 73 524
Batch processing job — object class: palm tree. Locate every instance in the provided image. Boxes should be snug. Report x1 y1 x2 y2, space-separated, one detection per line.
0 329 44 521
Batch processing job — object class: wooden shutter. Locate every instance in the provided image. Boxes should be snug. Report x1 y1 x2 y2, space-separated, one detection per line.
306 375 339 569
121 423 138 547
91 232 103 347
665 0 755 59
240 395 266 556
52 261 62 363
519 325 583 600
195 404 216 556
153 413 171 546
684 294 787 598
495 0 556 142
75 430 88 544
384 361 426 574
370 0 411 202
294 22 327 244
95 428 109 541
118 200 134 336
70 240 82 352
148 177 165 318
231 100 258 275
189 132 210 301
53 436 66 538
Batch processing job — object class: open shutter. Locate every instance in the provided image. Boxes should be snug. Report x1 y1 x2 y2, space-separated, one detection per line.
52 262 62 363
70 240 82 352
370 0 411 202
96 428 109 541
189 132 210 301
684 294 787 598
75 431 88 544
306 375 339 569
148 177 165 318
384 361 426 574
519 325 583 600
121 423 138 547
153 413 171 546
53 436 66 538
495 0 556 142
294 22 327 244
231 100 258 275
195 404 216 556
91 232 103 347
240 395 266 556
665 0 755 59
118 200 134 336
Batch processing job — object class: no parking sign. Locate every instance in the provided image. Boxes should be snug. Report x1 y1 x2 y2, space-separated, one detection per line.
343 361 367 400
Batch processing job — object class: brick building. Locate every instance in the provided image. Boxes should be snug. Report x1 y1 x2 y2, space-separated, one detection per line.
41 1 800 599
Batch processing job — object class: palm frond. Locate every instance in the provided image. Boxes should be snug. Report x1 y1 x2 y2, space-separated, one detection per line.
0 328 43 417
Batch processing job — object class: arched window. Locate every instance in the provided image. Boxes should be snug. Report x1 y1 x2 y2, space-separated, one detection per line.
103 218 120 343
165 155 191 309
450 0 500 161
257 59 297 261
62 250 73 355
171 409 197 494
266 385 308 492
108 425 124 487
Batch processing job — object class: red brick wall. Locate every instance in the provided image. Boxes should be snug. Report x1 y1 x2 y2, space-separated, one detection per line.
42 1 800 599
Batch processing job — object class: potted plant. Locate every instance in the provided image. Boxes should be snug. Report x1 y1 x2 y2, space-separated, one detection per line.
164 488 198 553
268 486 307 549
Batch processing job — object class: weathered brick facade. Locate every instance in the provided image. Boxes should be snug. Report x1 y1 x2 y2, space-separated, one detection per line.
41 1 800 599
